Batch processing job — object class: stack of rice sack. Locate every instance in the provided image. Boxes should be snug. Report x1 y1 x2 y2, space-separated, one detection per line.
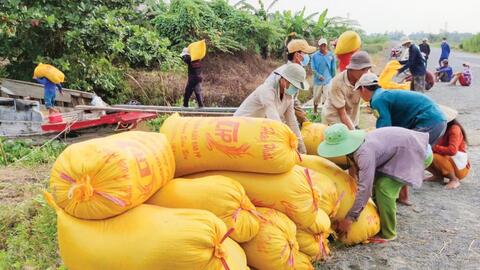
159 114 333 269
46 131 248 270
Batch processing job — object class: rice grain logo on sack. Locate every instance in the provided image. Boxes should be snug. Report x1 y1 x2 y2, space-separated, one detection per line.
206 120 252 158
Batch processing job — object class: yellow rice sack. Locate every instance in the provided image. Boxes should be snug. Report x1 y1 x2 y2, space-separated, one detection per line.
296 210 332 261
50 131 175 219
309 170 339 217
339 199 381 245
161 114 300 177
44 192 248 270
301 122 327 155
147 175 260 243
33 63 65 84
189 165 319 228
188 39 207 61
299 154 357 220
378 60 411 90
334 31 361 55
241 208 314 270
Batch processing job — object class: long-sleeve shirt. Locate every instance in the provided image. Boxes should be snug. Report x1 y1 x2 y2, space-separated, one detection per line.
34 77 63 95
310 51 336 86
234 72 306 152
440 42 451 60
398 44 426 76
370 88 446 129
182 55 202 79
419 43 430 57
433 124 467 155
348 127 430 220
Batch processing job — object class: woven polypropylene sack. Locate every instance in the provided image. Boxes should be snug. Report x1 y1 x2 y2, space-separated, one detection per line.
339 199 381 245
188 39 207 61
301 122 327 155
334 31 361 55
147 175 260 242
296 209 332 261
188 166 319 228
160 114 300 177
299 154 357 220
309 169 339 217
378 60 411 90
50 131 175 219
44 192 247 270
33 63 65 84
241 208 314 270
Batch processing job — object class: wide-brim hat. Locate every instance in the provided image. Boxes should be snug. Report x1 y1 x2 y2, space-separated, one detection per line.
438 104 458 122
180 48 190 57
346 51 372 70
401 37 412 45
275 63 310 91
317 123 367 158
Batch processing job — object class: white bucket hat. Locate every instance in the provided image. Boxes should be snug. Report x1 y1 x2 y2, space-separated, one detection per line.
354 72 379 90
318 38 328 46
180 48 190 57
275 63 310 91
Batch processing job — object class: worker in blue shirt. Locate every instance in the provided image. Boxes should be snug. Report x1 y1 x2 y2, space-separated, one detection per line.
439 37 451 66
34 77 63 114
435 59 453 82
310 38 336 113
398 38 426 92
354 72 447 206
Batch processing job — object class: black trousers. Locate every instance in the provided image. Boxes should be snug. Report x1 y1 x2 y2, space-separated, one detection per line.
183 77 204 107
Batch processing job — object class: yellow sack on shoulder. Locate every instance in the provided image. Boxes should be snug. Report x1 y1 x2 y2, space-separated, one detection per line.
339 199 381 245
50 131 175 220
189 165 319 228
33 63 65 84
296 209 331 261
299 154 357 220
147 175 260 243
161 114 299 177
44 192 248 270
188 40 207 61
334 31 361 55
241 208 314 270
378 60 411 90
309 169 339 217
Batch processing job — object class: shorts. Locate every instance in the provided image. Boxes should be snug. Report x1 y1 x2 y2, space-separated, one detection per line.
313 83 331 106
44 91 56 109
458 74 471 86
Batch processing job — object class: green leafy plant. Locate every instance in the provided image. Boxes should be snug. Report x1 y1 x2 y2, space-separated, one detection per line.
146 114 169 132
0 139 65 166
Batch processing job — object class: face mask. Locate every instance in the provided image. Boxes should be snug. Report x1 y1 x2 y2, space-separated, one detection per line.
300 54 310 66
285 85 299 96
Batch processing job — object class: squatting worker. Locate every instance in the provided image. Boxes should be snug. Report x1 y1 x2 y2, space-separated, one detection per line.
266 39 317 126
235 63 308 154
311 38 336 114
322 51 372 130
398 37 426 92
354 72 447 205
181 47 204 108
317 123 433 241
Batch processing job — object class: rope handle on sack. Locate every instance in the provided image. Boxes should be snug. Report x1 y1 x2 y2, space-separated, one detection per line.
62 173 127 207
232 199 269 223
216 228 235 270
304 168 319 211
296 150 303 162
314 234 328 261
280 240 295 267
330 191 346 218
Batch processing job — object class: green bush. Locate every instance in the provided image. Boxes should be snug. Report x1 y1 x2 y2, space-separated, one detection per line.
461 33 480 53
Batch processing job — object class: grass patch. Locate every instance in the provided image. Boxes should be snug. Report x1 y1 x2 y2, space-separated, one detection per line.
0 186 64 269
0 139 65 167
146 114 170 132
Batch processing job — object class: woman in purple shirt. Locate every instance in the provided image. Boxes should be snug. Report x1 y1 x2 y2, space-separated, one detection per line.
318 124 432 241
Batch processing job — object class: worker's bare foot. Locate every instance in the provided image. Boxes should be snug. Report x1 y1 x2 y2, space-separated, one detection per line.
424 175 443 182
445 180 460 189
397 199 412 206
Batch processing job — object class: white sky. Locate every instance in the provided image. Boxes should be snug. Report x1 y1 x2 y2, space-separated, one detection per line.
233 0 480 34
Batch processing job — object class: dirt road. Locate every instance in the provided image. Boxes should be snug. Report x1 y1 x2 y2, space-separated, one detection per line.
320 47 480 270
